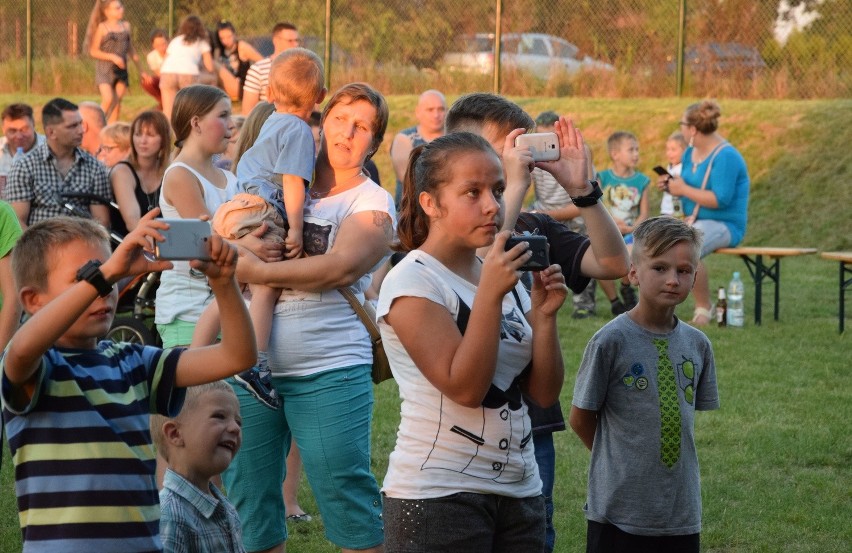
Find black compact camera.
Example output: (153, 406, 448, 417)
(505, 234, 550, 272)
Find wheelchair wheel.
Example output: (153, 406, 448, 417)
(107, 316, 158, 346)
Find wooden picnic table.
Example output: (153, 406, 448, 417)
(715, 247, 818, 325)
(820, 251, 852, 333)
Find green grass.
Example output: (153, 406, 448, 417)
(1, 96, 850, 551)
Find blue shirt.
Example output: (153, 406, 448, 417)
(159, 469, 246, 553)
(681, 144, 750, 246)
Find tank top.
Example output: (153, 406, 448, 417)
(155, 162, 240, 326)
(109, 161, 161, 238)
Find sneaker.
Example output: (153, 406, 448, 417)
(620, 284, 638, 310)
(572, 308, 594, 319)
(610, 299, 627, 316)
(233, 365, 281, 410)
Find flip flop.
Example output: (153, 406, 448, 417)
(691, 306, 713, 326)
(286, 513, 313, 523)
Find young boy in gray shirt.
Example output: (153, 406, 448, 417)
(570, 216, 719, 552)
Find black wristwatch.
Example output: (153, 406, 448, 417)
(571, 180, 604, 208)
(75, 260, 113, 297)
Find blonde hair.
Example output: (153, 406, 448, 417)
(631, 216, 703, 264)
(150, 381, 237, 463)
(100, 122, 131, 151)
(268, 48, 325, 110)
(83, 0, 122, 53)
(667, 130, 688, 149)
(684, 100, 722, 135)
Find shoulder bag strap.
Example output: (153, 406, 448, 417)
(338, 287, 380, 342)
(688, 142, 729, 222)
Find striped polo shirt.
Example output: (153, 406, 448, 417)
(1, 341, 186, 553)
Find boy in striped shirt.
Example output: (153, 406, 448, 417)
(1, 210, 256, 552)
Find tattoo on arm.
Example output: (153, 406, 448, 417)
(372, 211, 394, 243)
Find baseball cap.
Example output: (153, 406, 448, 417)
(535, 111, 559, 127)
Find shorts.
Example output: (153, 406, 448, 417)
(156, 319, 197, 348)
(158, 73, 200, 95)
(383, 493, 545, 553)
(586, 520, 699, 553)
(222, 364, 383, 551)
(692, 219, 732, 258)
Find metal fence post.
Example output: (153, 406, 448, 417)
(325, 0, 332, 91)
(493, 0, 502, 95)
(25, 0, 32, 94)
(676, 0, 686, 97)
(168, 0, 174, 39)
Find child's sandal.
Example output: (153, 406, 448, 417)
(691, 307, 713, 326)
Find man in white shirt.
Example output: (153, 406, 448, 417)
(241, 22, 301, 115)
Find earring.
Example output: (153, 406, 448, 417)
(688, 135, 694, 147)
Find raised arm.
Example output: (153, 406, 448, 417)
(538, 117, 628, 280)
(237, 210, 393, 292)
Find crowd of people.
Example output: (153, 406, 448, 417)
(0, 4, 751, 553)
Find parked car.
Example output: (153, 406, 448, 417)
(441, 32, 613, 78)
(670, 42, 767, 74)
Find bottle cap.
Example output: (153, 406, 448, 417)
(15, 147, 23, 154)
(733, 271, 740, 279)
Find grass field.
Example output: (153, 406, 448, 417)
(1, 94, 850, 551)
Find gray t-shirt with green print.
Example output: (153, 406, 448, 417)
(572, 314, 719, 536)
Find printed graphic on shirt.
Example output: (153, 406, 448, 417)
(277, 218, 333, 304)
(603, 184, 640, 224)
(421, 305, 533, 484)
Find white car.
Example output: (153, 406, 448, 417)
(442, 32, 614, 78)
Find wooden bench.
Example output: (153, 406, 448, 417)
(715, 247, 818, 325)
(820, 252, 852, 333)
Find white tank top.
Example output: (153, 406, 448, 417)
(155, 162, 240, 328)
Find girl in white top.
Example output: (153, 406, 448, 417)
(155, 84, 239, 348)
(158, 15, 214, 121)
(377, 132, 570, 551)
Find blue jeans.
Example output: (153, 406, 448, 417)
(534, 432, 556, 552)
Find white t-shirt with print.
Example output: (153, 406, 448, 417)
(376, 250, 541, 499)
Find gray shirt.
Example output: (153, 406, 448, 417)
(572, 314, 719, 536)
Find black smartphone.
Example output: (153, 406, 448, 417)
(652, 165, 672, 178)
(505, 234, 550, 272)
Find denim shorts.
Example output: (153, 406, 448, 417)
(692, 219, 732, 258)
(222, 364, 383, 551)
(156, 319, 197, 348)
(383, 493, 545, 553)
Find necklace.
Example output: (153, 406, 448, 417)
(309, 170, 366, 199)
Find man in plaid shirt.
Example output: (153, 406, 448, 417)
(3, 97, 110, 229)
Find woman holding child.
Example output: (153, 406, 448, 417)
(657, 100, 750, 325)
(224, 82, 392, 553)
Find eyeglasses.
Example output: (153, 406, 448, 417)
(96, 144, 120, 155)
(679, 121, 690, 127)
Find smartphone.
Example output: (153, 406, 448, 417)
(505, 234, 550, 272)
(155, 219, 212, 261)
(652, 165, 672, 178)
(515, 132, 560, 162)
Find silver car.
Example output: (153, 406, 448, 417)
(442, 32, 614, 77)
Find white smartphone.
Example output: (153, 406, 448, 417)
(155, 219, 212, 261)
(515, 132, 560, 162)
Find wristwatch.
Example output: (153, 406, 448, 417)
(571, 180, 603, 208)
(75, 260, 113, 297)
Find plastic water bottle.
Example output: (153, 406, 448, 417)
(13, 146, 24, 161)
(727, 271, 745, 327)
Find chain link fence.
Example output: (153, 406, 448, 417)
(1, 0, 849, 98)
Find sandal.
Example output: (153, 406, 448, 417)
(691, 306, 713, 326)
(287, 513, 313, 523)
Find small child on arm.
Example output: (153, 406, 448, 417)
(211, 48, 326, 410)
(151, 381, 246, 553)
(0, 210, 255, 552)
(598, 130, 651, 315)
(569, 216, 719, 552)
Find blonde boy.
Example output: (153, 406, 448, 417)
(570, 216, 718, 551)
(0, 210, 255, 552)
(211, 48, 326, 410)
(597, 130, 651, 315)
(152, 382, 245, 553)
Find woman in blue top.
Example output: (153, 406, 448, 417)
(657, 100, 750, 325)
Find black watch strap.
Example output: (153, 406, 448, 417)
(571, 180, 604, 208)
(75, 260, 113, 297)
